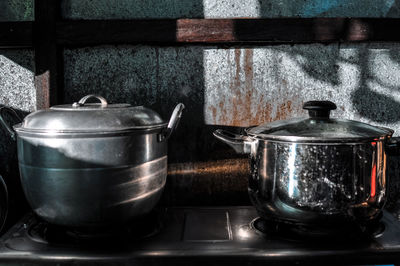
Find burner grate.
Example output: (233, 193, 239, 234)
(26, 208, 165, 245)
(249, 217, 385, 242)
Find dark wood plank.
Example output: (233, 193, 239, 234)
(57, 18, 400, 45)
(2, 18, 400, 49)
(0, 22, 33, 47)
(34, 0, 61, 109)
(57, 20, 177, 46)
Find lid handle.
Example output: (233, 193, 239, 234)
(73, 95, 108, 107)
(303, 101, 337, 119)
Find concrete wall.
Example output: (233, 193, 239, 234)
(0, 49, 35, 169)
(0, 0, 33, 21)
(0, 49, 34, 225)
(61, 0, 400, 19)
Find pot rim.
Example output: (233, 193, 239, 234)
(13, 123, 166, 138)
(245, 126, 394, 144)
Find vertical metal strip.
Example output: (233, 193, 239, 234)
(34, 0, 61, 109)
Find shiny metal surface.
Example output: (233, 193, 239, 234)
(246, 100, 393, 143)
(248, 140, 388, 224)
(17, 133, 167, 226)
(163, 103, 185, 140)
(0, 175, 8, 233)
(213, 101, 395, 224)
(0, 98, 185, 227)
(246, 118, 393, 143)
(17, 94, 167, 133)
(215, 128, 391, 224)
(17, 132, 167, 227)
(2, 207, 400, 265)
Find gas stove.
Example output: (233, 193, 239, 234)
(1, 206, 400, 265)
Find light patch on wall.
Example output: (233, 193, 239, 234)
(0, 52, 35, 112)
(369, 49, 400, 89)
(203, 0, 260, 18)
(367, 49, 400, 105)
(367, 79, 400, 104)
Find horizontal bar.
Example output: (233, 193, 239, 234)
(0, 22, 33, 47)
(2, 18, 400, 48)
(57, 18, 400, 46)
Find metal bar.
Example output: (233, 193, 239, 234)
(56, 18, 400, 46)
(0, 22, 33, 48)
(34, 0, 61, 109)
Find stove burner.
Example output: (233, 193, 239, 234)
(249, 217, 385, 241)
(27, 209, 165, 245)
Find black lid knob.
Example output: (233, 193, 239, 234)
(303, 101, 337, 119)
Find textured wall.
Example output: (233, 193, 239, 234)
(61, 0, 400, 19)
(64, 44, 400, 205)
(0, 0, 33, 21)
(0, 49, 34, 226)
(0, 50, 35, 112)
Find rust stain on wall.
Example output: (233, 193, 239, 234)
(234, 49, 241, 88)
(274, 100, 293, 121)
(35, 71, 50, 110)
(207, 49, 301, 127)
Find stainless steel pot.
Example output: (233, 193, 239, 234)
(0, 95, 184, 227)
(214, 101, 399, 225)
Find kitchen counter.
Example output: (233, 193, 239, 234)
(1, 206, 400, 265)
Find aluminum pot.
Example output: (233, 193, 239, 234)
(214, 101, 399, 226)
(0, 175, 8, 233)
(0, 95, 184, 227)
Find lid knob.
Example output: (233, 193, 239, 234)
(303, 101, 337, 119)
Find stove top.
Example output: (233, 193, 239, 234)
(1, 206, 400, 265)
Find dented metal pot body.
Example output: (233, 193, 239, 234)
(214, 101, 398, 225)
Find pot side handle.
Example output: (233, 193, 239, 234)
(159, 103, 185, 141)
(213, 129, 252, 154)
(387, 137, 400, 156)
(0, 107, 22, 140)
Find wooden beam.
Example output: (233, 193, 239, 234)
(34, 0, 61, 109)
(0, 22, 33, 47)
(56, 20, 177, 46)
(2, 18, 400, 48)
(56, 18, 400, 46)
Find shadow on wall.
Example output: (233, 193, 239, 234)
(0, 49, 35, 230)
(0, 105, 28, 233)
(0, 0, 34, 21)
(351, 44, 400, 123)
(245, 43, 400, 124)
(61, 0, 204, 19)
(258, 0, 399, 18)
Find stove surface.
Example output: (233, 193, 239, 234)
(1, 206, 400, 265)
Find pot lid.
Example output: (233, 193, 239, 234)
(246, 101, 393, 142)
(15, 95, 166, 134)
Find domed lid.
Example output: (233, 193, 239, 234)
(246, 101, 393, 143)
(15, 95, 166, 134)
